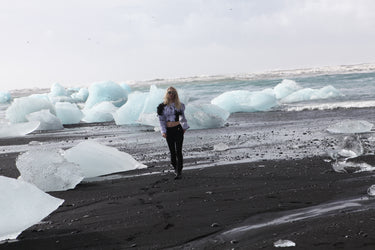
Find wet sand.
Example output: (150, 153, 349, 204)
(1, 155, 375, 249)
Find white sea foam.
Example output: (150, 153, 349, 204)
(285, 100, 375, 112)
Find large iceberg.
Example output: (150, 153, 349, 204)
(26, 109, 63, 131)
(0, 176, 64, 241)
(281, 85, 342, 103)
(55, 102, 83, 125)
(186, 104, 230, 129)
(0, 121, 40, 138)
(113, 91, 148, 125)
(6, 96, 56, 123)
(85, 81, 128, 109)
(0, 91, 12, 103)
(211, 89, 277, 113)
(82, 102, 117, 123)
(64, 141, 147, 178)
(120, 83, 132, 94)
(16, 149, 84, 192)
(327, 120, 373, 134)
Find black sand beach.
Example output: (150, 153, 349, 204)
(1, 108, 375, 249)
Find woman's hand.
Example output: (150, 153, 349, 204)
(162, 133, 167, 138)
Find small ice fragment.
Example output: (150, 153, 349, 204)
(213, 143, 229, 151)
(273, 239, 296, 248)
(0, 91, 12, 103)
(0, 176, 64, 241)
(64, 141, 147, 178)
(367, 185, 375, 196)
(332, 161, 375, 173)
(327, 120, 373, 134)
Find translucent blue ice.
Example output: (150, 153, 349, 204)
(0, 176, 64, 241)
(113, 91, 148, 125)
(186, 104, 230, 129)
(273, 79, 301, 99)
(6, 96, 56, 123)
(0, 91, 12, 103)
(26, 109, 63, 131)
(281, 85, 342, 103)
(55, 102, 83, 125)
(71, 88, 89, 103)
(0, 121, 40, 138)
(82, 102, 117, 123)
(85, 81, 128, 109)
(211, 89, 277, 113)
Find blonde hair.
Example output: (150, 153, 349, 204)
(163, 86, 181, 110)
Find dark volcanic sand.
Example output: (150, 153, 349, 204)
(1, 156, 375, 249)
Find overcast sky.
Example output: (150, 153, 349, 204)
(1, 0, 375, 90)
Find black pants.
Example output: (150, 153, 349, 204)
(166, 124, 184, 173)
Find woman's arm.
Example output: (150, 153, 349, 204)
(179, 103, 190, 131)
(157, 103, 167, 135)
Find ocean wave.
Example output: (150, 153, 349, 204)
(127, 63, 375, 87)
(285, 100, 375, 112)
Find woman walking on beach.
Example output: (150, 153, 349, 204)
(157, 87, 189, 179)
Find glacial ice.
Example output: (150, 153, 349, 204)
(367, 185, 375, 196)
(211, 89, 277, 113)
(0, 121, 40, 138)
(0, 176, 64, 241)
(113, 92, 148, 125)
(16, 149, 84, 192)
(273, 239, 296, 248)
(273, 79, 301, 99)
(64, 141, 147, 178)
(0, 91, 12, 103)
(71, 88, 89, 103)
(26, 109, 63, 131)
(49, 83, 68, 97)
(141, 85, 165, 114)
(120, 83, 132, 94)
(55, 102, 83, 124)
(332, 161, 375, 173)
(85, 81, 128, 109)
(138, 113, 159, 127)
(280, 85, 342, 103)
(6, 96, 56, 123)
(82, 102, 117, 123)
(186, 104, 230, 129)
(327, 120, 373, 134)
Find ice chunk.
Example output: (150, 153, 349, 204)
(26, 109, 63, 131)
(0, 121, 40, 138)
(55, 102, 83, 124)
(213, 142, 229, 151)
(16, 149, 84, 192)
(138, 113, 159, 127)
(64, 141, 147, 178)
(85, 81, 128, 109)
(6, 96, 56, 123)
(0, 176, 64, 241)
(120, 83, 132, 94)
(113, 91, 148, 125)
(274, 239, 296, 248)
(327, 120, 373, 134)
(332, 161, 375, 173)
(141, 85, 165, 114)
(281, 85, 342, 103)
(211, 89, 277, 113)
(71, 88, 89, 102)
(186, 104, 230, 129)
(0, 91, 12, 103)
(49, 83, 68, 97)
(273, 79, 301, 99)
(82, 102, 117, 123)
(367, 185, 375, 196)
